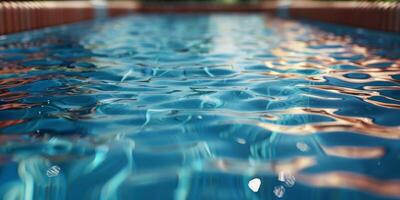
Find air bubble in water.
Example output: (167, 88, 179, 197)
(273, 185, 285, 198)
(278, 171, 296, 187)
(296, 142, 310, 152)
(46, 165, 61, 177)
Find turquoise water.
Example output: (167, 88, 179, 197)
(0, 14, 400, 200)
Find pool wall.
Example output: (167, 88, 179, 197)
(0, 1, 94, 35)
(288, 1, 400, 34)
(0, 1, 399, 36)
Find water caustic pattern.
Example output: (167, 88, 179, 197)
(0, 14, 400, 200)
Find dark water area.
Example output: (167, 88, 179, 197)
(0, 14, 400, 200)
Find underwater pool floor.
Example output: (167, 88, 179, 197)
(0, 14, 400, 200)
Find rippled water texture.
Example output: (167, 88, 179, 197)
(1, 14, 400, 200)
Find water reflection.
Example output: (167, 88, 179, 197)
(322, 146, 385, 159)
(297, 172, 400, 198)
(0, 14, 399, 199)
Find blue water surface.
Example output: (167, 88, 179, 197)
(0, 14, 400, 200)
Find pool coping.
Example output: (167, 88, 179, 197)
(0, 1, 399, 35)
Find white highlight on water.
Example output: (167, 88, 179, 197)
(200, 95, 222, 109)
(203, 67, 214, 77)
(120, 69, 133, 83)
(236, 138, 246, 144)
(142, 109, 168, 128)
(248, 178, 261, 192)
(85, 145, 109, 173)
(296, 142, 310, 152)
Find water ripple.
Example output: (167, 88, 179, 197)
(0, 14, 399, 199)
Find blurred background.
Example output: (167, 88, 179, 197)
(5, 0, 400, 2)
(136, 0, 400, 2)
(1, 0, 399, 36)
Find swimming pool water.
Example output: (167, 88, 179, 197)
(0, 14, 400, 200)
